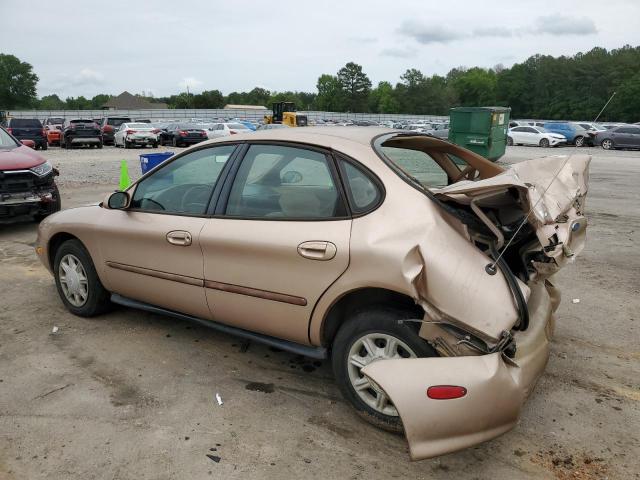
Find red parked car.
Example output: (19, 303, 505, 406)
(0, 126, 60, 220)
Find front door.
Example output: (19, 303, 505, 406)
(199, 143, 351, 344)
(98, 144, 237, 319)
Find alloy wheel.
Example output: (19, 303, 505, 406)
(58, 254, 89, 307)
(347, 333, 417, 416)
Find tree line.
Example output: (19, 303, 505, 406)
(1, 45, 639, 122)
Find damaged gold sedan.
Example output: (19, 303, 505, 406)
(36, 127, 589, 460)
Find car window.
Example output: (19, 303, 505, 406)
(107, 118, 130, 127)
(512, 127, 525, 132)
(380, 146, 449, 188)
(225, 144, 343, 219)
(131, 145, 235, 215)
(339, 158, 381, 214)
(10, 119, 42, 128)
(0, 128, 20, 148)
(618, 127, 639, 134)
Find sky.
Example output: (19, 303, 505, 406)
(1, 0, 639, 99)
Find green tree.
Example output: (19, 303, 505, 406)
(193, 89, 224, 109)
(450, 67, 497, 107)
(38, 94, 66, 110)
(337, 62, 372, 112)
(369, 81, 399, 113)
(0, 54, 39, 108)
(90, 94, 112, 109)
(315, 74, 344, 111)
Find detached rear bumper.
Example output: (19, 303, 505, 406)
(362, 281, 554, 460)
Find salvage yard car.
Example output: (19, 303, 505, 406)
(99, 116, 132, 145)
(507, 126, 567, 147)
(596, 124, 640, 150)
(35, 127, 589, 460)
(114, 122, 160, 148)
(0, 126, 60, 220)
(5, 118, 48, 150)
(60, 119, 103, 149)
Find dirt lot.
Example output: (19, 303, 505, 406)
(1, 144, 638, 480)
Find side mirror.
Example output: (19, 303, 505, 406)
(107, 191, 130, 209)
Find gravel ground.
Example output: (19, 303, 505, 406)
(0, 143, 638, 480)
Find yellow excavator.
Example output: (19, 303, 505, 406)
(264, 102, 308, 127)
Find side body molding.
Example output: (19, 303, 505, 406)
(362, 353, 523, 460)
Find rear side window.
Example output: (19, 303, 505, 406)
(338, 158, 382, 214)
(225, 144, 344, 219)
(380, 146, 449, 188)
(10, 119, 42, 128)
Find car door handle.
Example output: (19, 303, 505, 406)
(297, 241, 337, 261)
(166, 230, 192, 246)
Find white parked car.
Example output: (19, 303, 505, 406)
(507, 126, 566, 147)
(205, 122, 253, 139)
(114, 123, 159, 148)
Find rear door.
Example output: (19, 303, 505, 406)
(510, 127, 526, 144)
(199, 143, 352, 344)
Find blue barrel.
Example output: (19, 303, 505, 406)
(139, 152, 175, 174)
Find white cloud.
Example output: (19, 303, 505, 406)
(397, 21, 463, 44)
(533, 15, 598, 35)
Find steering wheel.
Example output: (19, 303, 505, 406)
(180, 185, 211, 212)
(452, 165, 478, 183)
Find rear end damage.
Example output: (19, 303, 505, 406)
(364, 143, 590, 459)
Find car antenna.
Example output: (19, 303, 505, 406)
(593, 91, 616, 123)
(485, 154, 573, 275)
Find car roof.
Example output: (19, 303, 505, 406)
(204, 126, 395, 147)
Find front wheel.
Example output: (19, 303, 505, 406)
(331, 307, 436, 433)
(53, 239, 111, 317)
(601, 139, 614, 150)
(507, 136, 514, 146)
(574, 136, 585, 147)
(539, 138, 550, 148)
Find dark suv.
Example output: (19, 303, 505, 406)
(5, 118, 47, 150)
(60, 119, 103, 149)
(100, 117, 131, 145)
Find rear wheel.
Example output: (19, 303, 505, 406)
(539, 138, 550, 148)
(332, 307, 436, 433)
(601, 138, 614, 150)
(172, 137, 179, 147)
(42, 142, 48, 150)
(97, 141, 103, 149)
(53, 239, 111, 317)
(574, 136, 585, 147)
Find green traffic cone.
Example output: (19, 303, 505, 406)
(119, 159, 131, 191)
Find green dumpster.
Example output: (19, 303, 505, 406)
(448, 107, 511, 161)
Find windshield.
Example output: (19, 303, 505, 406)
(0, 128, 20, 148)
(107, 118, 130, 126)
(10, 119, 42, 128)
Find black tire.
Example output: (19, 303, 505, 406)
(601, 138, 614, 150)
(53, 239, 111, 317)
(172, 137, 178, 147)
(97, 141, 103, 149)
(539, 138, 550, 148)
(124, 139, 131, 149)
(507, 136, 514, 146)
(331, 306, 436, 433)
(152, 141, 158, 148)
(42, 142, 48, 151)
(574, 136, 585, 147)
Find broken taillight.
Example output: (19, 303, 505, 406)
(426, 385, 467, 400)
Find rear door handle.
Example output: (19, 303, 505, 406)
(297, 241, 337, 261)
(166, 230, 192, 246)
